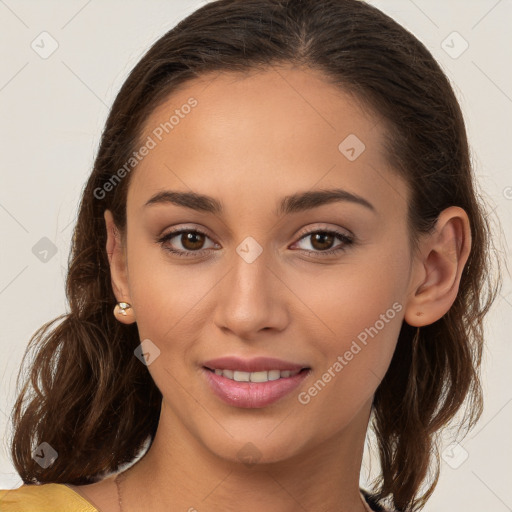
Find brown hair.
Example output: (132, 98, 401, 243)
(7, 1, 501, 510)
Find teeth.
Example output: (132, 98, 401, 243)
(233, 371, 250, 382)
(211, 368, 302, 382)
(251, 371, 272, 382)
(268, 370, 281, 381)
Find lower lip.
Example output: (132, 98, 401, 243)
(203, 368, 310, 408)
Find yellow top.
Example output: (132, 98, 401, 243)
(0, 484, 99, 512)
(0, 484, 380, 511)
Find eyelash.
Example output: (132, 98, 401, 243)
(156, 227, 354, 259)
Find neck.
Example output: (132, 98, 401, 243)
(119, 399, 372, 512)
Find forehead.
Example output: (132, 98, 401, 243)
(129, 65, 408, 218)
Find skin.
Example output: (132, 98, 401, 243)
(69, 65, 471, 512)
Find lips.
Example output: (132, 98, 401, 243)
(202, 356, 311, 408)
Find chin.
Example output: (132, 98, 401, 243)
(198, 426, 311, 468)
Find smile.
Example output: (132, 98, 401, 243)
(203, 367, 311, 408)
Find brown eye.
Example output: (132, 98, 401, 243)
(293, 229, 354, 256)
(180, 231, 206, 251)
(157, 228, 218, 258)
(309, 232, 336, 251)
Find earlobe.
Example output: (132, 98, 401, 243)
(104, 210, 136, 325)
(404, 206, 471, 327)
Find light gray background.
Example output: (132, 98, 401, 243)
(0, 1, 511, 510)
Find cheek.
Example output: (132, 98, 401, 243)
(124, 247, 212, 403)
(126, 236, 215, 334)
(295, 249, 408, 408)
(297, 244, 408, 341)
(297, 276, 404, 420)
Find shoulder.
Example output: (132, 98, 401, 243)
(0, 483, 99, 512)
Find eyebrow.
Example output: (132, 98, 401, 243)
(144, 188, 376, 216)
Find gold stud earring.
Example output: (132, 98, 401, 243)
(114, 302, 132, 317)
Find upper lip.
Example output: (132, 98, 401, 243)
(203, 356, 309, 373)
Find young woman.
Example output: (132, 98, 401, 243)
(0, 0, 501, 511)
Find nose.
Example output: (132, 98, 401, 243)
(213, 241, 290, 340)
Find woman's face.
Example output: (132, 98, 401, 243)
(109, 66, 417, 465)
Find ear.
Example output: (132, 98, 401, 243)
(404, 206, 471, 327)
(104, 209, 136, 325)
